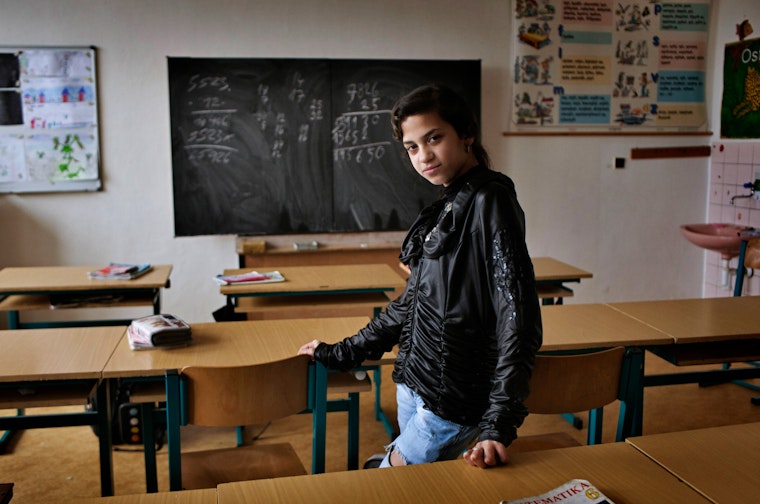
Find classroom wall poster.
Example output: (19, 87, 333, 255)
(510, 0, 710, 130)
(721, 36, 760, 139)
(0, 47, 100, 192)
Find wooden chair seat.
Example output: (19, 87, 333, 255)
(181, 442, 306, 490)
(327, 371, 372, 395)
(508, 432, 581, 453)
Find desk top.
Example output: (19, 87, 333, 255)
(627, 422, 760, 503)
(532, 257, 593, 282)
(0, 326, 125, 382)
(0, 265, 173, 293)
(50, 488, 217, 503)
(608, 296, 760, 343)
(540, 303, 672, 351)
(103, 317, 373, 378)
(217, 442, 708, 503)
(219, 264, 406, 296)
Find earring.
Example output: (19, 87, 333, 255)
(465, 144, 471, 153)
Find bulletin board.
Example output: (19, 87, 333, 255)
(508, 0, 710, 132)
(0, 46, 101, 193)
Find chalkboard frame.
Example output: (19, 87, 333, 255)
(168, 57, 481, 237)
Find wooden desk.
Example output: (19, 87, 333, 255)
(607, 296, 760, 435)
(540, 303, 671, 351)
(102, 317, 390, 490)
(217, 442, 709, 503)
(0, 265, 173, 329)
(627, 422, 760, 503)
(540, 303, 673, 438)
(220, 264, 404, 439)
(395, 256, 592, 305)
(219, 263, 405, 300)
(532, 257, 592, 305)
(49, 488, 217, 503)
(0, 326, 126, 496)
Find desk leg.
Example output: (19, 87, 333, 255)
(616, 347, 644, 440)
(152, 290, 162, 315)
(141, 402, 159, 493)
(165, 370, 182, 491)
(311, 362, 328, 474)
(7, 310, 19, 330)
(95, 380, 114, 496)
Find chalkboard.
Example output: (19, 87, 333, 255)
(168, 58, 480, 236)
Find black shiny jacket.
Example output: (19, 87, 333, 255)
(314, 167, 543, 447)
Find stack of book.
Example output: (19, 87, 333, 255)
(127, 314, 192, 350)
(88, 263, 153, 280)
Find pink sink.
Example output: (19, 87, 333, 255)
(679, 223, 750, 259)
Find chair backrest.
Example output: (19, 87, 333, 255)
(525, 347, 625, 415)
(745, 238, 760, 270)
(180, 355, 310, 427)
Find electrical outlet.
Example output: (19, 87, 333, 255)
(614, 157, 626, 169)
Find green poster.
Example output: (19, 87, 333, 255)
(721, 37, 760, 138)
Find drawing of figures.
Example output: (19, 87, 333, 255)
(639, 73, 650, 98)
(514, 90, 554, 124)
(613, 71, 641, 98)
(616, 38, 649, 66)
(539, 56, 554, 85)
(615, 2, 652, 32)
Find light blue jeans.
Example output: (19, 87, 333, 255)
(379, 383, 480, 467)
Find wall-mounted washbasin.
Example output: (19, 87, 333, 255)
(679, 223, 751, 259)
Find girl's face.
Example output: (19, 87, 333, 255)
(401, 111, 477, 187)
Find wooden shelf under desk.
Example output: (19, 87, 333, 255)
(234, 292, 390, 320)
(0, 381, 97, 409)
(0, 292, 158, 311)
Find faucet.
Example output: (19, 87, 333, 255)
(730, 180, 759, 205)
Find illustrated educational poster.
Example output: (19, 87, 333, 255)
(721, 37, 760, 139)
(510, 0, 710, 130)
(0, 47, 100, 192)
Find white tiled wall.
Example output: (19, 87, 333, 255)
(706, 142, 760, 297)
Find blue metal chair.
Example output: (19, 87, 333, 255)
(731, 234, 760, 405)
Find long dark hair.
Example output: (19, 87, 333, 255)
(391, 84, 491, 170)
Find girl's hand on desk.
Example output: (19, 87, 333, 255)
(463, 440, 510, 468)
(298, 339, 324, 360)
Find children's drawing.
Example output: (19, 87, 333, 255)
(615, 3, 653, 32)
(0, 134, 25, 182)
(25, 133, 98, 182)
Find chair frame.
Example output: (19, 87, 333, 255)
(524, 347, 627, 445)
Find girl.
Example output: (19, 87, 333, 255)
(299, 84, 542, 469)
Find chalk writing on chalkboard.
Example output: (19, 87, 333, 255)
(168, 58, 480, 237)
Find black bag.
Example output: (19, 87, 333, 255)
(87, 380, 165, 449)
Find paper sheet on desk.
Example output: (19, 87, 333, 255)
(214, 270, 285, 285)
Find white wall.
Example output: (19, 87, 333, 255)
(1, 0, 724, 327)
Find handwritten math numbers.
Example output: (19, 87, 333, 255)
(333, 143, 387, 164)
(289, 72, 306, 103)
(346, 82, 380, 111)
(187, 74, 231, 93)
(309, 98, 324, 121)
